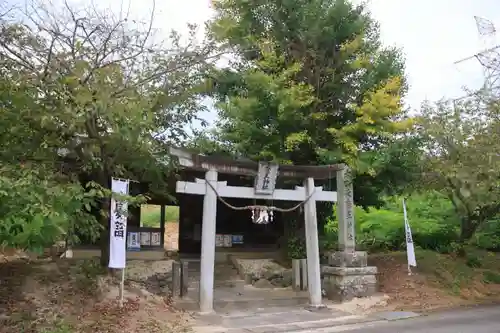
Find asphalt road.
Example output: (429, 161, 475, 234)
(325, 305, 500, 333)
(195, 304, 500, 333)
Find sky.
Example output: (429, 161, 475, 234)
(41, 0, 500, 123)
(369, 0, 500, 107)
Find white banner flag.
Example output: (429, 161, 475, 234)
(403, 198, 417, 268)
(109, 178, 130, 269)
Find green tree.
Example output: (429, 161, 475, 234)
(206, 0, 414, 206)
(0, 164, 101, 252)
(0, 2, 214, 263)
(0, 60, 101, 250)
(419, 96, 500, 242)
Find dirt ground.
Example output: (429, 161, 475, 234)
(370, 251, 500, 312)
(3, 248, 500, 332)
(370, 254, 462, 311)
(0, 252, 191, 333)
(164, 223, 179, 251)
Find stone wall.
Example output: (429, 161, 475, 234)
(233, 258, 293, 288)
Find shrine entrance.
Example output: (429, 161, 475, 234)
(169, 147, 356, 314)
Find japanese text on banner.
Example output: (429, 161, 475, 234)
(109, 178, 129, 269)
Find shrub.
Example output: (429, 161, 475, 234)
(465, 254, 482, 268)
(322, 192, 462, 254)
(287, 236, 306, 259)
(413, 227, 458, 253)
(473, 215, 500, 251)
(0, 164, 100, 252)
(483, 271, 500, 284)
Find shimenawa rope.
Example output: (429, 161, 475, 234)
(204, 179, 316, 213)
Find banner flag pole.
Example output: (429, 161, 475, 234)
(109, 177, 130, 307)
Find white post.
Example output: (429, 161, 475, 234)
(336, 166, 355, 251)
(199, 169, 218, 313)
(304, 177, 323, 308)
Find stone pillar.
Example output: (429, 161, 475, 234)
(172, 261, 181, 297)
(321, 165, 378, 302)
(181, 261, 189, 297)
(292, 259, 301, 291)
(303, 177, 323, 308)
(336, 166, 355, 252)
(199, 169, 218, 313)
(300, 258, 308, 291)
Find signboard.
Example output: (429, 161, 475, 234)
(109, 178, 130, 269)
(127, 232, 141, 251)
(223, 234, 232, 247)
(151, 232, 161, 246)
(254, 162, 279, 195)
(216, 234, 234, 247)
(232, 235, 244, 244)
(140, 232, 151, 246)
(215, 234, 224, 247)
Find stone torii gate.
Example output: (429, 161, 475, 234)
(169, 147, 357, 313)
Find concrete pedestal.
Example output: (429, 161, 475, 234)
(321, 265, 377, 302)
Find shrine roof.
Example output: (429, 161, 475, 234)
(169, 147, 344, 179)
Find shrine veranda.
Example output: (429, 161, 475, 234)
(169, 147, 378, 313)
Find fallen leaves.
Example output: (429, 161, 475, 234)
(80, 298, 142, 333)
(0, 258, 190, 333)
(370, 251, 500, 312)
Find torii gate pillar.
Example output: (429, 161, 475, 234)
(199, 169, 218, 314)
(303, 177, 323, 308)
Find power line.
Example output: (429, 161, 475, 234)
(454, 16, 500, 100)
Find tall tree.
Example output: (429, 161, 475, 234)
(419, 96, 500, 242)
(0, 1, 215, 263)
(0, 56, 100, 252)
(205, 0, 413, 206)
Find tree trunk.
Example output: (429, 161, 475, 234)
(97, 166, 111, 267)
(460, 217, 480, 243)
(99, 197, 111, 267)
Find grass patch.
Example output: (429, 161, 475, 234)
(140, 205, 179, 227)
(402, 248, 500, 296)
(414, 250, 473, 294)
(483, 271, 500, 284)
(373, 248, 500, 296)
(41, 320, 73, 333)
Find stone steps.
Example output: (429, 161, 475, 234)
(173, 258, 308, 312)
(176, 291, 310, 312)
